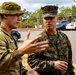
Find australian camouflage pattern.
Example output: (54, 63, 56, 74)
(0, 2, 24, 15)
(0, 27, 25, 75)
(28, 30, 75, 75)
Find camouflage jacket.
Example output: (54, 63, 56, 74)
(0, 27, 26, 75)
(28, 30, 75, 75)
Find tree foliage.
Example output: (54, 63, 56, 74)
(59, 5, 76, 21)
(19, 8, 43, 28)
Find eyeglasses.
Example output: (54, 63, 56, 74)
(44, 17, 55, 20)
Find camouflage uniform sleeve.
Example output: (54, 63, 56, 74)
(65, 35, 75, 75)
(0, 39, 21, 67)
(22, 66, 28, 75)
(19, 61, 28, 75)
(28, 53, 55, 73)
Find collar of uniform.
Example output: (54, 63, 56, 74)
(0, 27, 12, 38)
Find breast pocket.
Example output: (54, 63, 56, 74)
(59, 42, 68, 62)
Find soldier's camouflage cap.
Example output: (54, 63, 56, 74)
(41, 5, 58, 17)
(0, 2, 24, 15)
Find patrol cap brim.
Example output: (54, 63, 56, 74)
(42, 13, 57, 18)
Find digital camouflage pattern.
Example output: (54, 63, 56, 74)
(0, 27, 25, 75)
(28, 30, 75, 75)
(0, 2, 24, 15)
(41, 5, 58, 17)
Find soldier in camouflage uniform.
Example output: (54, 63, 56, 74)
(28, 5, 75, 75)
(0, 2, 48, 75)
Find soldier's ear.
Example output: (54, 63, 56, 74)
(4, 14, 8, 19)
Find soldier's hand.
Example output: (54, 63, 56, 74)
(54, 61, 68, 73)
(18, 30, 48, 55)
(26, 67, 39, 75)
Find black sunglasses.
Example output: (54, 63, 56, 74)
(44, 17, 55, 20)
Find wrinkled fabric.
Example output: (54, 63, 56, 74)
(0, 27, 25, 75)
(0, 2, 24, 15)
(28, 30, 75, 75)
